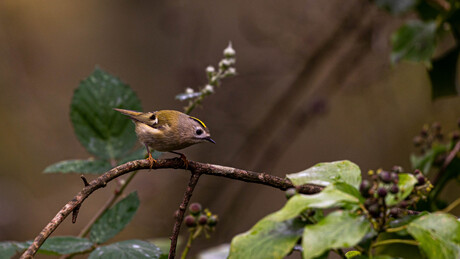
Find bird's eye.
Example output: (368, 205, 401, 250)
(196, 129, 203, 135)
(150, 114, 156, 120)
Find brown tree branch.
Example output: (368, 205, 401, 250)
(169, 171, 201, 259)
(20, 158, 323, 258)
(433, 140, 460, 185)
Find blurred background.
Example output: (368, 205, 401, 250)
(0, 0, 459, 257)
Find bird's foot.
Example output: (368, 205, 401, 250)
(147, 152, 156, 169)
(170, 151, 189, 169)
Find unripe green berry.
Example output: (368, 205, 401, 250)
(207, 215, 218, 227)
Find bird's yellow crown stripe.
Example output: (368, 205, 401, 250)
(189, 116, 207, 128)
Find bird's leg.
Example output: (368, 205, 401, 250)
(145, 144, 155, 169)
(169, 151, 188, 169)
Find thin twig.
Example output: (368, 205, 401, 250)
(433, 140, 460, 185)
(442, 197, 460, 213)
(20, 158, 323, 258)
(169, 171, 201, 259)
(371, 239, 419, 247)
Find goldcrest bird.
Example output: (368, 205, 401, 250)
(114, 108, 215, 167)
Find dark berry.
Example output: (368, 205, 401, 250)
(432, 122, 441, 132)
(420, 128, 428, 137)
(189, 203, 202, 215)
(379, 171, 392, 184)
(413, 136, 423, 147)
(185, 215, 196, 227)
(207, 215, 218, 227)
(417, 175, 426, 185)
(389, 207, 399, 217)
(452, 131, 460, 141)
(377, 187, 388, 198)
(414, 169, 422, 175)
(364, 198, 377, 208)
(390, 184, 399, 194)
(399, 200, 409, 208)
(368, 204, 380, 218)
(360, 180, 371, 197)
(285, 188, 297, 199)
(391, 172, 399, 183)
(391, 166, 403, 173)
(198, 214, 208, 225)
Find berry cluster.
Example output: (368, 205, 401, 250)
(184, 202, 218, 232)
(413, 121, 460, 155)
(360, 167, 431, 225)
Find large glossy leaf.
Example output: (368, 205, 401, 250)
(391, 20, 437, 65)
(89, 240, 162, 259)
(407, 212, 460, 258)
(229, 217, 305, 259)
(274, 184, 361, 222)
(70, 68, 142, 160)
(37, 236, 93, 255)
(90, 191, 140, 244)
(287, 160, 361, 190)
(385, 174, 417, 206)
(43, 159, 111, 174)
(302, 211, 370, 259)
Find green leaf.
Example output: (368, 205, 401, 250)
(90, 191, 140, 244)
(287, 160, 361, 190)
(345, 250, 361, 258)
(410, 143, 449, 173)
(429, 46, 460, 99)
(407, 212, 460, 258)
(274, 184, 361, 222)
(89, 240, 162, 259)
(43, 159, 111, 174)
(0, 241, 27, 258)
(391, 20, 437, 65)
(374, 0, 417, 15)
(385, 174, 417, 206)
(70, 68, 142, 160)
(37, 236, 93, 255)
(229, 217, 305, 259)
(302, 211, 370, 259)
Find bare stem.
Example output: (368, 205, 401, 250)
(169, 171, 201, 259)
(20, 158, 322, 258)
(371, 239, 419, 248)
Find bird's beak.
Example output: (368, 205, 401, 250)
(113, 108, 143, 118)
(205, 137, 216, 144)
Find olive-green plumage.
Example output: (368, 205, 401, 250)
(114, 108, 214, 163)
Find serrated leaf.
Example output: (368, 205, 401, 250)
(385, 174, 417, 206)
(287, 160, 361, 190)
(70, 68, 142, 160)
(302, 211, 370, 259)
(375, 0, 417, 15)
(89, 240, 162, 259)
(90, 191, 140, 244)
(272, 184, 361, 222)
(229, 217, 305, 259)
(391, 20, 437, 65)
(36, 236, 93, 255)
(44, 159, 111, 174)
(429, 46, 460, 99)
(407, 212, 460, 258)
